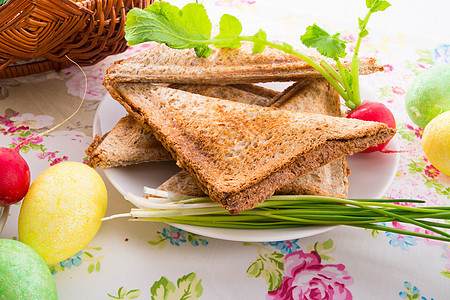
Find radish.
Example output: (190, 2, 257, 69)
(0, 144, 31, 206)
(347, 101, 396, 153)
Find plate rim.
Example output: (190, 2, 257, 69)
(93, 89, 399, 242)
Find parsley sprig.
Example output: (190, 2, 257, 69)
(125, 0, 390, 110)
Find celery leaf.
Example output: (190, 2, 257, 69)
(366, 0, 391, 13)
(125, 2, 213, 57)
(252, 29, 268, 54)
(213, 14, 243, 48)
(300, 24, 347, 60)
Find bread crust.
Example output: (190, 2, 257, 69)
(105, 82, 395, 214)
(104, 42, 383, 85)
(87, 84, 276, 168)
(86, 115, 173, 168)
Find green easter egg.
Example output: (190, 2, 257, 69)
(405, 64, 450, 128)
(0, 239, 57, 300)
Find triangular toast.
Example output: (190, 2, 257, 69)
(104, 82, 395, 214)
(158, 79, 350, 199)
(271, 79, 350, 197)
(86, 84, 277, 168)
(104, 42, 383, 85)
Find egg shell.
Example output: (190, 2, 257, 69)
(422, 111, 450, 175)
(0, 239, 57, 299)
(18, 161, 107, 265)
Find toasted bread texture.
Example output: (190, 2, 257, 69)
(158, 79, 350, 199)
(87, 84, 276, 168)
(104, 42, 383, 85)
(86, 115, 173, 168)
(273, 79, 350, 197)
(105, 82, 395, 213)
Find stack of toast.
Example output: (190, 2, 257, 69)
(87, 43, 395, 214)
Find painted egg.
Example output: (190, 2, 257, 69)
(405, 64, 450, 128)
(422, 111, 450, 176)
(18, 161, 107, 265)
(0, 239, 57, 299)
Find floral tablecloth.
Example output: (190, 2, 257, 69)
(1, 0, 449, 299)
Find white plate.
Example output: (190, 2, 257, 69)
(93, 85, 399, 242)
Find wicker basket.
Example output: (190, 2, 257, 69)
(0, 0, 153, 79)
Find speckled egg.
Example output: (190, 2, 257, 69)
(18, 161, 107, 265)
(0, 239, 57, 299)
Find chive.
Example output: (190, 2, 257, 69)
(104, 193, 450, 243)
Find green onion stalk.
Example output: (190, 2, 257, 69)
(103, 193, 450, 243)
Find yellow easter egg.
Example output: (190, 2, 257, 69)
(421, 111, 450, 176)
(18, 161, 107, 265)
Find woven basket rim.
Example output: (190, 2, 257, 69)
(0, 0, 94, 16)
(0, 0, 152, 78)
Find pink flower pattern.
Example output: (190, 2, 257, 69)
(392, 86, 405, 95)
(424, 165, 440, 178)
(267, 251, 353, 300)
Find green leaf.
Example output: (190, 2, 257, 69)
(125, 2, 213, 57)
(126, 289, 142, 299)
(213, 14, 243, 49)
(20, 145, 31, 154)
(407, 160, 425, 174)
(95, 261, 101, 272)
(119, 286, 127, 298)
(441, 270, 450, 279)
(416, 48, 434, 65)
(150, 276, 176, 300)
(366, 0, 376, 7)
(370, 0, 391, 13)
(263, 267, 284, 292)
(358, 17, 365, 30)
(300, 24, 347, 59)
(322, 238, 334, 250)
(148, 237, 167, 246)
(268, 255, 284, 271)
(252, 29, 267, 54)
(29, 143, 41, 151)
(359, 29, 369, 38)
(247, 259, 264, 278)
(176, 272, 203, 299)
(18, 130, 32, 137)
(88, 263, 95, 274)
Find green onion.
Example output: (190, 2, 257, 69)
(101, 191, 450, 243)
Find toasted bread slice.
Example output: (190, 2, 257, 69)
(105, 82, 395, 214)
(272, 79, 350, 198)
(158, 79, 350, 199)
(86, 115, 173, 168)
(104, 42, 383, 85)
(87, 84, 277, 168)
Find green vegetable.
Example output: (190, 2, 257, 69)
(103, 191, 450, 243)
(124, 0, 390, 109)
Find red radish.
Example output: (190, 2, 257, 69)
(0, 145, 31, 206)
(347, 101, 396, 153)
